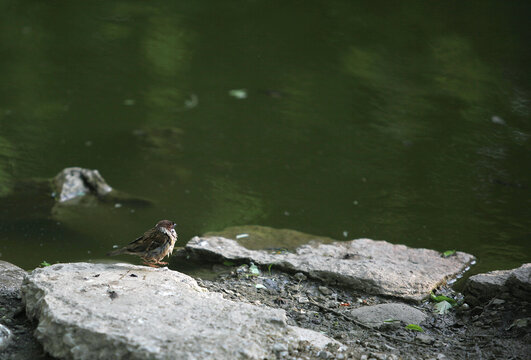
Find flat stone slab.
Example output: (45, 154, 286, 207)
(349, 303, 427, 329)
(21, 263, 337, 360)
(186, 236, 475, 302)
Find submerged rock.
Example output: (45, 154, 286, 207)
(21, 263, 338, 360)
(186, 236, 475, 302)
(204, 225, 335, 251)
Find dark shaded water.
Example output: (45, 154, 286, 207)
(0, 1, 529, 274)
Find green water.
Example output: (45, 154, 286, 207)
(0, 1, 529, 275)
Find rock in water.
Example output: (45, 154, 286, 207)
(21, 263, 338, 360)
(53, 167, 112, 202)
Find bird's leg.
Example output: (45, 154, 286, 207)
(157, 261, 169, 265)
(142, 260, 159, 268)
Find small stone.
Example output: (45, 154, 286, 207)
(294, 272, 307, 281)
(416, 333, 435, 345)
(437, 354, 447, 359)
(360, 355, 368, 360)
(383, 343, 396, 351)
(370, 353, 386, 360)
(318, 286, 332, 295)
(273, 343, 288, 353)
(318, 350, 331, 359)
(298, 296, 309, 304)
(491, 298, 505, 305)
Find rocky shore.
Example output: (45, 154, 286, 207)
(0, 231, 529, 360)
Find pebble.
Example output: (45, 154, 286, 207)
(273, 343, 288, 352)
(318, 350, 331, 359)
(491, 298, 505, 305)
(370, 352, 386, 360)
(298, 296, 310, 304)
(416, 333, 435, 345)
(294, 272, 307, 281)
(360, 355, 368, 360)
(318, 286, 332, 295)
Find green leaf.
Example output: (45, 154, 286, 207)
(249, 263, 260, 276)
(430, 292, 457, 306)
(383, 318, 400, 323)
(40, 261, 51, 267)
(405, 324, 424, 332)
(434, 300, 453, 315)
(222, 261, 235, 267)
(442, 249, 456, 257)
(267, 264, 273, 273)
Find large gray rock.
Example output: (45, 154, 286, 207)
(0, 261, 27, 296)
(349, 303, 427, 329)
(186, 236, 475, 302)
(21, 263, 338, 360)
(464, 263, 530, 304)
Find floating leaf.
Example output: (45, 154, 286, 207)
(405, 324, 424, 332)
(40, 261, 51, 267)
(442, 249, 456, 257)
(222, 261, 235, 267)
(434, 300, 453, 315)
(430, 292, 457, 306)
(229, 89, 248, 99)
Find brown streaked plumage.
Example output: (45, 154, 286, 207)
(107, 220, 177, 267)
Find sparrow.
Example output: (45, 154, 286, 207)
(107, 220, 177, 267)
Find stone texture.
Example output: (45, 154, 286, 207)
(186, 236, 475, 302)
(464, 263, 530, 304)
(21, 262, 337, 360)
(349, 303, 427, 329)
(0, 323, 13, 351)
(53, 167, 112, 202)
(0, 261, 27, 296)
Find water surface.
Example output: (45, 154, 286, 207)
(0, 1, 529, 274)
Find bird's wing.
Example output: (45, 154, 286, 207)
(126, 228, 169, 253)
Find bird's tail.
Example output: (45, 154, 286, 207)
(107, 248, 127, 256)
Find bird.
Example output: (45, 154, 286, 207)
(107, 220, 177, 267)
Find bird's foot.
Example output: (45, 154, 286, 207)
(143, 261, 159, 268)
(157, 261, 169, 265)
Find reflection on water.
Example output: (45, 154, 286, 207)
(0, 1, 529, 273)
